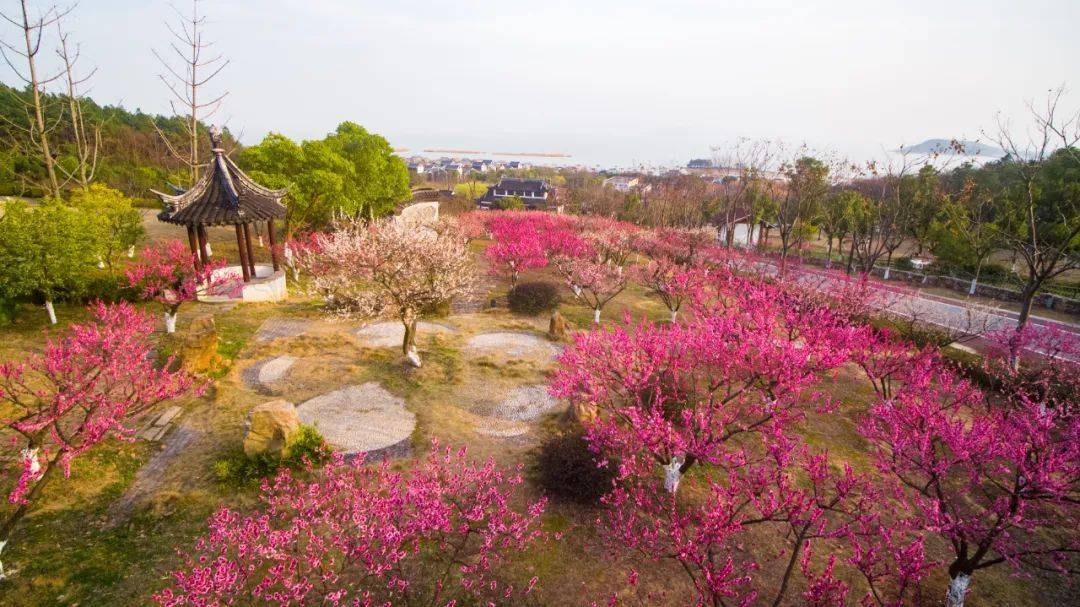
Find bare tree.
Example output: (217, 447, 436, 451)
(153, 0, 228, 185)
(54, 20, 99, 189)
(711, 138, 782, 246)
(986, 87, 1080, 329)
(0, 0, 73, 198)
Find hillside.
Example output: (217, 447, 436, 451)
(0, 84, 237, 203)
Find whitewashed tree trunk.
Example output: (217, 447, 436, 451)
(883, 266, 891, 280)
(0, 539, 6, 580)
(127, 245, 135, 258)
(405, 345, 422, 368)
(164, 311, 178, 333)
(670, 309, 678, 323)
(96, 257, 105, 269)
(572, 285, 582, 298)
(593, 308, 601, 323)
(945, 573, 970, 607)
(44, 301, 56, 324)
(968, 278, 978, 295)
(204, 242, 213, 256)
(663, 457, 684, 494)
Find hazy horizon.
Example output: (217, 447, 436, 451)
(5, 0, 1078, 168)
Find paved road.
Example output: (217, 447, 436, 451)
(757, 262, 1079, 362)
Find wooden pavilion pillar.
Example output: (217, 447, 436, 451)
(234, 224, 251, 282)
(186, 225, 201, 270)
(242, 222, 257, 277)
(267, 219, 280, 272)
(196, 225, 210, 266)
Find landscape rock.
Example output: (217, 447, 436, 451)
(296, 383, 415, 458)
(172, 315, 222, 374)
(548, 311, 567, 341)
(244, 400, 301, 456)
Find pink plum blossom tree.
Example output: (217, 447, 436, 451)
(553, 256, 627, 324)
(126, 240, 235, 333)
(156, 445, 547, 606)
(297, 217, 474, 367)
(860, 360, 1080, 606)
(0, 302, 198, 578)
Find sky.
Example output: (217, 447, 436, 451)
(7, 0, 1079, 168)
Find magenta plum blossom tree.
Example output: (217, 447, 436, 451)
(156, 445, 548, 606)
(553, 256, 627, 324)
(551, 301, 852, 493)
(633, 259, 708, 322)
(0, 302, 198, 578)
(126, 240, 236, 333)
(297, 217, 474, 368)
(598, 434, 928, 607)
(484, 221, 547, 288)
(860, 360, 1080, 606)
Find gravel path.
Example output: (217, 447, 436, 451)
(465, 332, 562, 361)
(242, 355, 297, 393)
(297, 383, 415, 459)
(255, 317, 314, 342)
(105, 425, 199, 527)
(354, 321, 457, 348)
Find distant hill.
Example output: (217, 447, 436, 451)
(901, 139, 1007, 158)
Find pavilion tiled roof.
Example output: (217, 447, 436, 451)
(155, 129, 286, 226)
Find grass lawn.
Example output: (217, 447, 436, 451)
(0, 228, 1073, 606)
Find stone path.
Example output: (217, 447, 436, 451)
(106, 425, 199, 527)
(255, 317, 313, 342)
(487, 384, 561, 421)
(242, 355, 297, 394)
(353, 321, 457, 348)
(465, 332, 562, 361)
(297, 383, 415, 459)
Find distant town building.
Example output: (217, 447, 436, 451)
(603, 175, 641, 192)
(687, 158, 713, 169)
(477, 178, 552, 210)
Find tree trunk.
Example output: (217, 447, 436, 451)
(670, 309, 678, 323)
(1016, 281, 1039, 331)
(44, 300, 56, 325)
(883, 251, 893, 280)
(662, 457, 684, 494)
(0, 451, 59, 580)
(825, 238, 833, 269)
(593, 308, 601, 324)
(945, 573, 971, 607)
(403, 318, 421, 367)
(164, 311, 177, 333)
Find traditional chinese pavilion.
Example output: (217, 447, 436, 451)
(154, 127, 287, 296)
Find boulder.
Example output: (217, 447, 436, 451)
(548, 311, 567, 341)
(244, 400, 300, 456)
(172, 315, 222, 374)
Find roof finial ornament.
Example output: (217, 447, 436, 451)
(209, 125, 224, 154)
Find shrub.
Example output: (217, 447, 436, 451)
(508, 281, 561, 315)
(81, 273, 138, 304)
(214, 425, 331, 488)
(531, 426, 616, 506)
(894, 257, 915, 271)
(494, 195, 525, 210)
